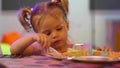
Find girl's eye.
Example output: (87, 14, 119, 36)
(44, 31, 51, 36)
(57, 26, 63, 31)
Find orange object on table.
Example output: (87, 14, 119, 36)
(93, 51, 102, 56)
(1, 31, 21, 45)
(108, 51, 120, 58)
(81, 49, 89, 56)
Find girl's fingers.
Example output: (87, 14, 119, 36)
(41, 35, 45, 47)
(96, 46, 102, 51)
(102, 46, 106, 51)
(40, 34, 51, 48)
(46, 39, 51, 48)
(35, 34, 44, 46)
(96, 46, 111, 51)
(35, 33, 51, 48)
(44, 36, 51, 48)
(102, 46, 111, 51)
(43, 36, 48, 48)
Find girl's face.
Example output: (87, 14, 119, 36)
(37, 15, 69, 50)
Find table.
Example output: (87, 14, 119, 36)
(0, 55, 120, 68)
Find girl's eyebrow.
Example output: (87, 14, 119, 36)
(41, 29, 50, 33)
(56, 23, 64, 28)
(41, 23, 64, 33)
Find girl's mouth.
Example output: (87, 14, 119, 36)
(53, 40, 61, 44)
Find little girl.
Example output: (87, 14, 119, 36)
(10, 0, 73, 56)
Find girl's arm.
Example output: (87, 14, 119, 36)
(10, 33, 51, 55)
(10, 34, 36, 55)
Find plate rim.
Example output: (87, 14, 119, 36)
(69, 56, 120, 64)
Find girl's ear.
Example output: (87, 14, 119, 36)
(18, 8, 32, 32)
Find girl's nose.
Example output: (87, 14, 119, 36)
(51, 31, 58, 39)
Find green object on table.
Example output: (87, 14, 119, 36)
(0, 43, 11, 55)
(92, 49, 97, 51)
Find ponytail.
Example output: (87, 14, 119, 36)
(61, 0, 69, 14)
(51, 0, 69, 14)
(17, 8, 32, 32)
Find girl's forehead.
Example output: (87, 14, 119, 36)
(39, 16, 65, 31)
(42, 15, 65, 26)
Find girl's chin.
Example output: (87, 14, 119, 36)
(52, 44, 63, 49)
(52, 41, 66, 48)
(53, 41, 62, 46)
(52, 44, 61, 47)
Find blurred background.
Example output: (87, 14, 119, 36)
(0, 0, 120, 53)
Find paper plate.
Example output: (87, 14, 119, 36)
(70, 56, 120, 64)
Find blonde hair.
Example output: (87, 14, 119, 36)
(18, 0, 69, 32)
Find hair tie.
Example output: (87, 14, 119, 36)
(51, 0, 61, 3)
(30, 8, 33, 14)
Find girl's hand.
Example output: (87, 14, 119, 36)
(33, 33, 51, 48)
(96, 46, 112, 51)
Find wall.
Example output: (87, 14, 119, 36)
(94, 11, 120, 48)
(68, 0, 92, 44)
(0, 1, 26, 41)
